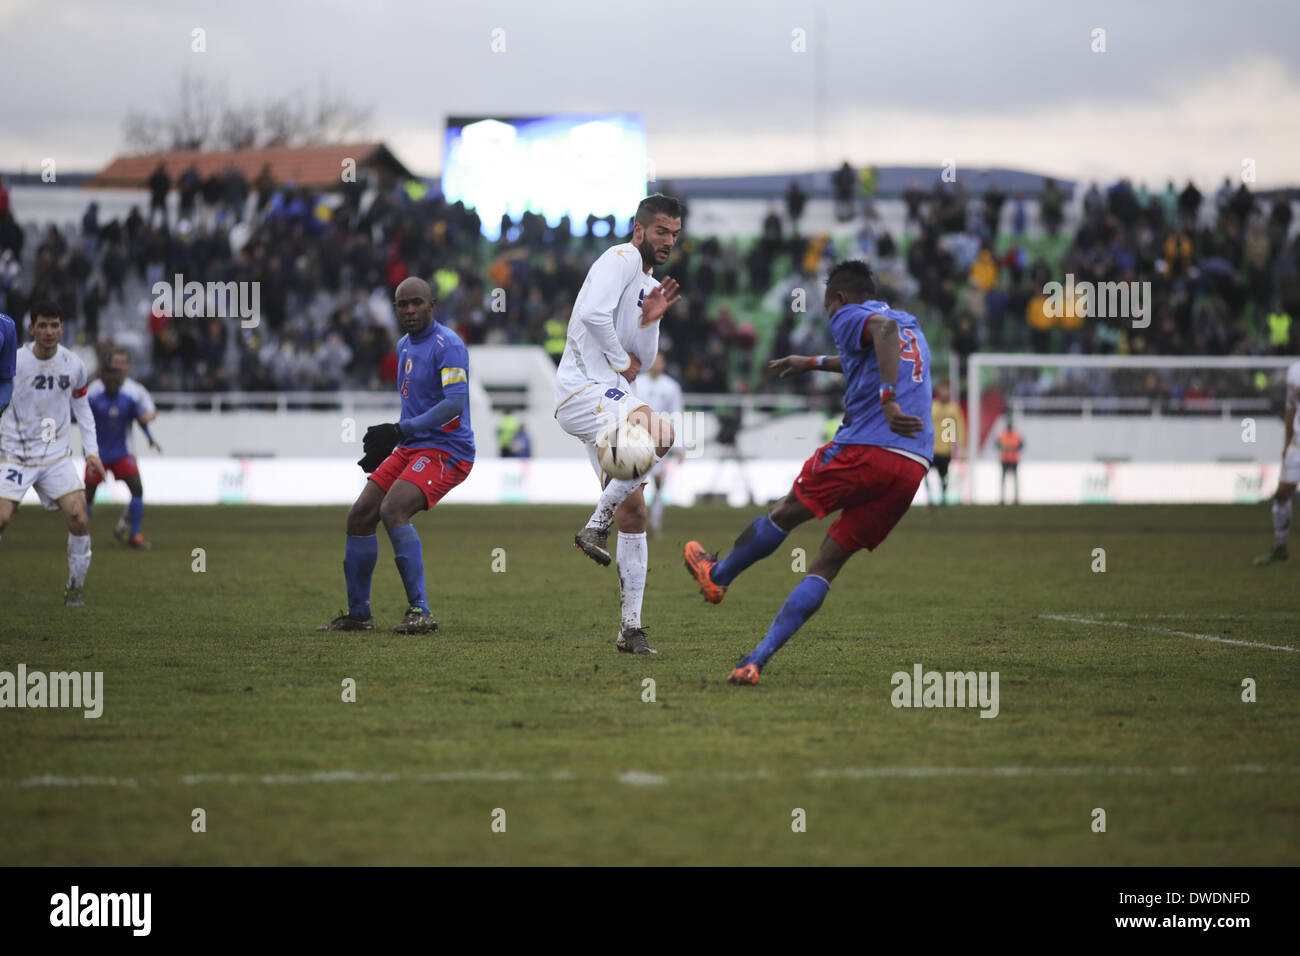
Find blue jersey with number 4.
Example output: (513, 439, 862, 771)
(830, 300, 933, 462)
(396, 321, 475, 463)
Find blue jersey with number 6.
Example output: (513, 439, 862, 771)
(829, 300, 933, 462)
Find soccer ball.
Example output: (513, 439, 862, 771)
(597, 421, 657, 481)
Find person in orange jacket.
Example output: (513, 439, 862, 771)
(998, 415, 1023, 505)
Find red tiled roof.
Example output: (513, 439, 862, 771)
(86, 143, 414, 189)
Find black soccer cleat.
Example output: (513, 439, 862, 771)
(1253, 546, 1288, 566)
(616, 626, 657, 655)
(574, 526, 612, 566)
(393, 606, 439, 634)
(316, 611, 376, 631)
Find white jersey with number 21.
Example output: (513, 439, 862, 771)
(0, 343, 98, 465)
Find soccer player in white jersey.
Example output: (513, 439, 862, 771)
(639, 353, 685, 536)
(555, 194, 683, 654)
(0, 302, 104, 606)
(1255, 360, 1300, 565)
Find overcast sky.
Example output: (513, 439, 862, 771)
(3, 0, 1298, 186)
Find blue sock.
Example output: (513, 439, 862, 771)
(128, 496, 144, 536)
(744, 575, 831, 671)
(711, 514, 788, 587)
(387, 524, 428, 612)
(344, 534, 378, 618)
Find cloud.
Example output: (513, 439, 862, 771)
(2, 0, 1297, 187)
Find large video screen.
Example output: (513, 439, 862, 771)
(442, 114, 647, 240)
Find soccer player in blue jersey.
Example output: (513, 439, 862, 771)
(85, 347, 161, 549)
(684, 260, 932, 685)
(0, 312, 16, 420)
(317, 276, 475, 634)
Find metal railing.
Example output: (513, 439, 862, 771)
(148, 388, 1278, 418)
(151, 391, 402, 414)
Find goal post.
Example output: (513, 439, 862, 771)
(964, 353, 1297, 504)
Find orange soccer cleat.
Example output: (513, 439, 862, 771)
(727, 664, 760, 686)
(684, 541, 726, 604)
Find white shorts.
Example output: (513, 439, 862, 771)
(0, 457, 85, 511)
(1284, 443, 1300, 484)
(555, 382, 651, 483)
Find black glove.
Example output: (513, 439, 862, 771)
(362, 422, 403, 458)
(357, 447, 387, 474)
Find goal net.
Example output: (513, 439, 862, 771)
(957, 353, 1296, 504)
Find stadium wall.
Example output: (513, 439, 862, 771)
(72, 408, 1286, 464)
(46, 457, 1280, 507)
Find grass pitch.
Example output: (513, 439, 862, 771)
(2, 503, 1297, 865)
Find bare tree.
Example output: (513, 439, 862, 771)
(217, 101, 261, 151)
(260, 93, 310, 148)
(122, 110, 167, 153)
(121, 75, 372, 154)
(171, 73, 221, 150)
(308, 82, 372, 145)
(121, 71, 222, 153)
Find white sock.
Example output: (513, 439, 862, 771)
(617, 531, 647, 631)
(586, 451, 665, 531)
(650, 483, 666, 531)
(586, 477, 642, 531)
(1273, 498, 1292, 549)
(67, 532, 92, 588)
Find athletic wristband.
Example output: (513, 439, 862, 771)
(879, 383, 897, 404)
(811, 355, 827, 370)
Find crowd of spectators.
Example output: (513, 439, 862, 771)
(0, 163, 1296, 402)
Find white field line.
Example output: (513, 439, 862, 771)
(1040, 614, 1298, 653)
(9, 765, 1298, 789)
(17, 775, 139, 788)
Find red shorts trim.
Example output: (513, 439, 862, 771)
(369, 446, 472, 509)
(86, 455, 139, 484)
(791, 443, 926, 553)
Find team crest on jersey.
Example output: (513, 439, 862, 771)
(637, 289, 646, 307)
(404, 357, 413, 374)
(58, 375, 70, 389)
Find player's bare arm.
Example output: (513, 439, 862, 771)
(140, 418, 163, 452)
(622, 352, 641, 384)
(769, 354, 842, 376)
(1284, 400, 1294, 460)
(638, 278, 681, 327)
(868, 314, 925, 438)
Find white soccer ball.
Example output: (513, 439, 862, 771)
(597, 421, 657, 481)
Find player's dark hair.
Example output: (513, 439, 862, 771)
(635, 194, 683, 226)
(30, 300, 62, 322)
(825, 260, 877, 301)
(103, 345, 129, 367)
